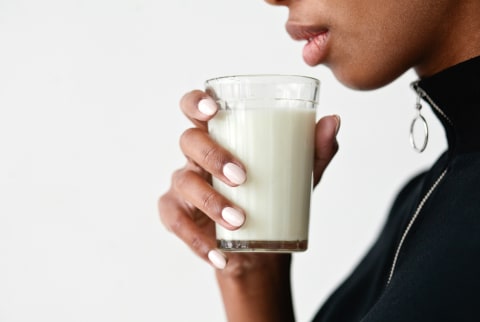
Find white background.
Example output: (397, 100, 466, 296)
(0, 1, 447, 321)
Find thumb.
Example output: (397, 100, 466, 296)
(313, 115, 340, 187)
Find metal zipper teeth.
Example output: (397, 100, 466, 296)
(411, 81, 453, 126)
(386, 82, 453, 285)
(386, 168, 447, 284)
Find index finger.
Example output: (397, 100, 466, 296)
(180, 90, 218, 129)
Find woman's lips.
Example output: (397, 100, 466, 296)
(286, 23, 330, 66)
(302, 31, 329, 66)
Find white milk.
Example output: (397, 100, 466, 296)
(209, 107, 316, 250)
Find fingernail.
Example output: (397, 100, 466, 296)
(198, 98, 217, 116)
(222, 207, 245, 227)
(223, 163, 246, 185)
(333, 114, 341, 135)
(208, 249, 227, 270)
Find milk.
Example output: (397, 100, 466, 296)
(209, 107, 316, 251)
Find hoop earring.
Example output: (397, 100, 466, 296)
(410, 93, 429, 153)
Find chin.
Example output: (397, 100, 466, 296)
(330, 64, 407, 91)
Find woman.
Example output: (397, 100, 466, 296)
(159, 0, 480, 321)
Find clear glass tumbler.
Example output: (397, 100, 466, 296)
(206, 75, 320, 252)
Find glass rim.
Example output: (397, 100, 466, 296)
(205, 74, 320, 86)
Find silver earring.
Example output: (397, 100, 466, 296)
(409, 93, 429, 153)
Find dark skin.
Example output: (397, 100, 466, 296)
(159, 0, 480, 320)
(159, 89, 339, 321)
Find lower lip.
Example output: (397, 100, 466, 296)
(302, 31, 329, 66)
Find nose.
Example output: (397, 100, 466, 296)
(264, 0, 289, 6)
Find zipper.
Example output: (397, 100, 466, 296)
(386, 82, 453, 285)
(411, 81, 453, 126)
(386, 168, 447, 284)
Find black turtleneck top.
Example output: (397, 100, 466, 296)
(313, 56, 480, 322)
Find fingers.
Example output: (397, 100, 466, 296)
(180, 128, 246, 186)
(159, 161, 245, 270)
(313, 114, 341, 187)
(160, 89, 245, 270)
(171, 167, 246, 230)
(179, 89, 246, 186)
(158, 191, 227, 270)
(180, 90, 218, 129)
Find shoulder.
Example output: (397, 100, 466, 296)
(430, 152, 480, 225)
(363, 153, 480, 321)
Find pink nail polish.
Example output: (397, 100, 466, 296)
(222, 207, 245, 227)
(208, 249, 227, 270)
(198, 98, 217, 116)
(223, 163, 246, 185)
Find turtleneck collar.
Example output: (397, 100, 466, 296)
(413, 55, 480, 155)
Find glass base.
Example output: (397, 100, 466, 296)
(217, 239, 308, 253)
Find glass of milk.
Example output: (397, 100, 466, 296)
(206, 75, 319, 252)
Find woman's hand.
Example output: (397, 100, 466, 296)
(158, 89, 339, 321)
(158, 89, 251, 271)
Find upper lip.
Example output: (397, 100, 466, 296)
(286, 22, 329, 41)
